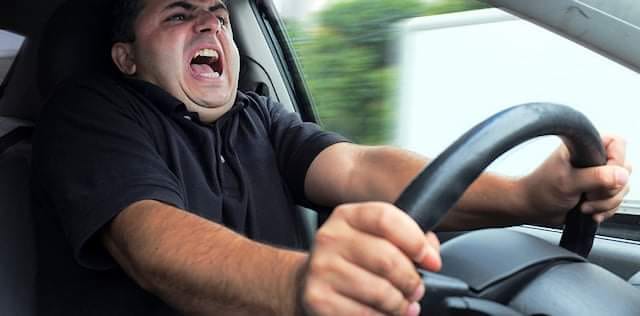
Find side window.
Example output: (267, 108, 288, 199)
(277, 0, 488, 144)
(278, 2, 639, 240)
(0, 30, 24, 85)
(393, 9, 640, 240)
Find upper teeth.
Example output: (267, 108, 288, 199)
(194, 48, 218, 59)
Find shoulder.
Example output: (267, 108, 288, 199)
(52, 73, 127, 100)
(237, 90, 297, 123)
(43, 74, 143, 119)
(238, 90, 273, 111)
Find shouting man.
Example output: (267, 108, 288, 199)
(32, 0, 631, 315)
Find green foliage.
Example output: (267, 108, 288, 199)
(287, 0, 487, 144)
(425, 0, 489, 16)
(319, 0, 428, 67)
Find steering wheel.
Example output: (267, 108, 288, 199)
(395, 103, 606, 257)
(391, 103, 640, 315)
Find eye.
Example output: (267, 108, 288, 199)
(167, 14, 187, 22)
(217, 15, 227, 26)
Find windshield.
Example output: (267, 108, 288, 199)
(274, 0, 640, 218)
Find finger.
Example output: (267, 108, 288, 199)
(601, 207, 619, 222)
(335, 202, 440, 269)
(426, 232, 441, 253)
(323, 257, 418, 316)
(424, 232, 442, 271)
(581, 185, 630, 214)
(316, 221, 424, 299)
(571, 165, 629, 195)
(624, 162, 633, 174)
(593, 208, 617, 224)
(602, 135, 626, 166)
(303, 282, 386, 316)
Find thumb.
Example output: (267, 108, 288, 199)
(571, 165, 629, 195)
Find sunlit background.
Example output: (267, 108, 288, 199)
(271, 0, 640, 207)
(273, 0, 487, 144)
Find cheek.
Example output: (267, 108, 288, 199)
(223, 35, 240, 75)
(231, 45, 240, 72)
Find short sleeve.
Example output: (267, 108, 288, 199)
(32, 78, 184, 270)
(247, 93, 350, 206)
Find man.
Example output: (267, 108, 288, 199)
(31, 0, 631, 315)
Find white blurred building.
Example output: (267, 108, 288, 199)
(272, 0, 334, 19)
(273, 0, 447, 19)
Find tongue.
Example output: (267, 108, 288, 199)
(190, 64, 216, 76)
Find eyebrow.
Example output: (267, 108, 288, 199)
(163, 1, 228, 13)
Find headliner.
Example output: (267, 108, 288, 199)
(1, 0, 70, 36)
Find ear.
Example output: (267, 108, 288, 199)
(111, 42, 137, 75)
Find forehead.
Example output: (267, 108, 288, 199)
(143, 0, 227, 11)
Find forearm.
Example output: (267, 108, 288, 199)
(438, 172, 530, 230)
(306, 144, 427, 206)
(312, 144, 530, 230)
(103, 200, 307, 315)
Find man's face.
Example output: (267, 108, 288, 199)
(114, 0, 240, 122)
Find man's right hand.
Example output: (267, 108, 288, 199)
(300, 202, 442, 316)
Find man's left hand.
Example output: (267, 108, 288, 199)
(520, 135, 632, 225)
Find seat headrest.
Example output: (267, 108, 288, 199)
(38, 0, 119, 99)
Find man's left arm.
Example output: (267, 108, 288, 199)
(304, 136, 631, 230)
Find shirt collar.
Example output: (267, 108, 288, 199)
(124, 78, 184, 114)
(124, 77, 249, 124)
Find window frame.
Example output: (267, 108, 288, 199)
(250, 0, 319, 124)
(0, 30, 25, 98)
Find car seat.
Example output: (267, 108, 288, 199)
(0, 1, 114, 315)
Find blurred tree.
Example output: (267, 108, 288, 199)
(319, 0, 428, 67)
(287, 0, 487, 144)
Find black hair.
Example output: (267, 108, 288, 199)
(111, 0, 145, 43)
(111, 0, 229, 43)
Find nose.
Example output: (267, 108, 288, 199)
(194, 10, 222, 34)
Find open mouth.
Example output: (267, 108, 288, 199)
(189, 48, 223, 79)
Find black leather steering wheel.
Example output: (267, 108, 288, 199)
(394, 103, 607, 257)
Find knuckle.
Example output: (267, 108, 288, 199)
(303, 283, 327, 309)
(374, 246, 418, 296)
(596, 168, 617, 189)
(373, 245, 399, 275)
(371, 280, 395, 302)
(380, 256, 396, 277)
(404, 275, 422, 296)
(333, 204, 347, 216)
(314, 229, 338, 248)
(371, 282, 405, 314)
(333, 204, 355, 219)
(373, 206, 395, 234)
(308, 256, 332, 275)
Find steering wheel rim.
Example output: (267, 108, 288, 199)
(394, 103, 606, 257)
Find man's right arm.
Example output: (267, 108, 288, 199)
(103, 199, 440, 316)
(102, 200, 306, 315)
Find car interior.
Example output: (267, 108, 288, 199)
(0, 1, 311, 314)
(1, 0, 640, 315)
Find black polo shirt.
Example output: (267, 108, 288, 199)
(31, 74, 347, 315)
